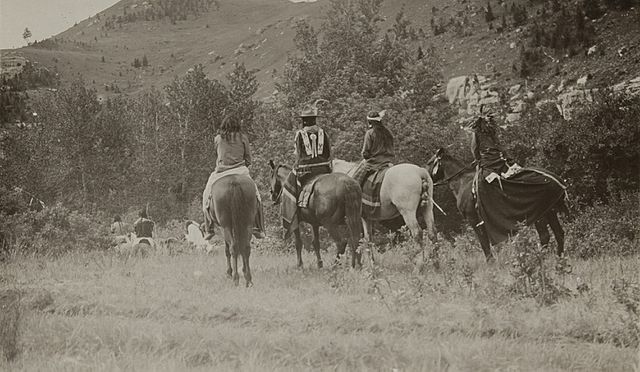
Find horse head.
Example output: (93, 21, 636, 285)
(426, 148, 447, 182)
(268, 160, 285, 204)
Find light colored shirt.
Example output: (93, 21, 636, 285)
(214, 133, 251, 172)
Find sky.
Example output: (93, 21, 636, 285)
(0, 0, 120, 49)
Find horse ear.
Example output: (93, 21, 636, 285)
(268, 160, 275, 169)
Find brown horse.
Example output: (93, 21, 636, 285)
(269, 161, 363, 268)
(208, 174, 257, 286)
(426, 148, 566, 262)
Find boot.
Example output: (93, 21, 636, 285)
(252, 198, 266, 239)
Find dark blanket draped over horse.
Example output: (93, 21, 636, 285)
(427, 148, 567, 261)
(475, 165, 567, 245)
(352, 162, 391, 220)
(207, 174, 257, 287)
(270, 161, 363, 268)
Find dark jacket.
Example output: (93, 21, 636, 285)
(362, 124, 394, 167)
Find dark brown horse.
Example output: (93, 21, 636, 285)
(426, 148, 566, 262)
(208, 174, 257, 286)
(269, 161, 363, 268)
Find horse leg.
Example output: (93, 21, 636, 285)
(362, 218, 371, 241)
(401, 210, 424, 258)
(546, 211, 565, 257)
(294, 228, 304, 268)
(361, 218, 375, 264)
(312, 225, 323, 268)
(242, 248, 252, 287)
(534, 217, 551, 252)
(326, 225, 353, 268)
(225, 242, 232, 278)
(471, 221, 494, 263)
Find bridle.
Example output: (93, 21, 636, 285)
(432, 157, 476, 187)
(270, 164, 285, 205)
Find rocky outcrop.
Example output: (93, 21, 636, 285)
(446, 74, 640, 121)
(445, 74, 500, 115)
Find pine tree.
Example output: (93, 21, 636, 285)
(485, 1, 496, 23)
(583, 0, 604, 19)
(142, 55, 149, 67)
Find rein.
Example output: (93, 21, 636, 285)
(271, 164, 287, 205)
(433, 160, 476, 187)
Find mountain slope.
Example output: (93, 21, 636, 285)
(3, 0, 639, 101)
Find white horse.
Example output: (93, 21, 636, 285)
(332, 160, 435, 247)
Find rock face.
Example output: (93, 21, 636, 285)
(445, 74, 500, 115)
(557, 76, 640, 119)
(446, 74, 640, 121)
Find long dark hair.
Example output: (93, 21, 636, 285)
(219, 114, 242, 141)
(370, 122, 394, 148)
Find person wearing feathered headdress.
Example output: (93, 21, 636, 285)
(351, 110, 395, 187)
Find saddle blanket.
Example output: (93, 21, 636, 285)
(281, 171, 321, 239)
(202, 166, 250, 211)
(361, 166, 391, 220)
(475, 167, 567, 245)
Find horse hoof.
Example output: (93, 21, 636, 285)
(317, 261, 323, 269)
(246, 281, 253, 288)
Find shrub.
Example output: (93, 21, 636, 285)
(506, 93, 640, 205)
(508, 224, 572, 305)
(565, 192, 639, 259)
(0, 204, 111, 258)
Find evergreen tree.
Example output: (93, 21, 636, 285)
(485, 1, 496, 23)
(583, 0, 603, 19)
(142, 55, 149, 67)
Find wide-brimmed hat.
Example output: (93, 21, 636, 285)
(366, 109, 386, 122)
(299, 105, 319, 118)
(298, 99, 328, 118)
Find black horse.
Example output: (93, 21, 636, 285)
(426, 148, 567, 262)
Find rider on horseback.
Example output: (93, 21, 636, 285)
(293, 101, 332, 183)
(352, 110, 395, 187)
(280, 100, 332, 239)
(202, 115, 265, 240)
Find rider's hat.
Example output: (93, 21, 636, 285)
(366, 110, 386, 122)
(299, 99, 328, 118)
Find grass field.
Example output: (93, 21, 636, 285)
(1, 231, 638, 371)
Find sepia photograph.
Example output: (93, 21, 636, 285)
(1, 0, 639, 370)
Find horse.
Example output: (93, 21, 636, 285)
(268, 161, 363, 269)
(426, 148, 567, 262)
(208, 174, 257, 287)
(332, 160, 435, 249)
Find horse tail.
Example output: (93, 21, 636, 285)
(228, 180, 254, 255)
(418, 167, 435, 240)
(342, 178, 363, 250)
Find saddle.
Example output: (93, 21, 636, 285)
(297, 176, 321, 208)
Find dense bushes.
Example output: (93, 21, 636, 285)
(0, 204, 110, 258)
(504, 93, 640, 205)
(565, 192, 639, 259)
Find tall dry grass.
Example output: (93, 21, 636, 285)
(0, 230, 638, 371)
